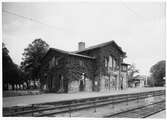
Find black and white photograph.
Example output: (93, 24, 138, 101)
(1, 0, 166, 119)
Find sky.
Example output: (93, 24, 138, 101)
(2, 1, 166, 75)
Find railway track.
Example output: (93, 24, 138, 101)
(105, 100, 165, 118)
(3, 90, 165, 117)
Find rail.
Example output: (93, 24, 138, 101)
(104, 100, 165, 118)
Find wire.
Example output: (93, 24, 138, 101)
(2, 9, 67, 31)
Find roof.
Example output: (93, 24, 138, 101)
(121, 63, 130, 66)
(49, 48, 96, 59)
(73, 40, 126, 55)
(133, 75, 146, 80)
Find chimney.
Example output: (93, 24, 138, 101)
(78, 42, 85, 51)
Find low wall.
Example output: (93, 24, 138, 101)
(68, 81, 79, 93)
(3, 90, 41, 97)
(85, 78, 92, 92)
(68, 78, 92, 93)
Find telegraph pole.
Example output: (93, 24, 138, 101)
(145, 71, 148, 86)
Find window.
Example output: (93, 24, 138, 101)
(55, 58, 58, 65)
(70, 57, 74, 64)
(55, 56, 62, 66)
(79, 60, 84, 66)
(108, 56, 113, 68)
(104, 57, 108, 67)
(122, 65, 127, 71)
(59, 74, 64, 89)
(116, 65, 120, 70)
(105, 79, 108, 88)
(49, 56, 55, 69)
(113, 58, 116, 70)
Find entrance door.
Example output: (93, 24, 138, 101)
(48, 75, 56, 92)
(114, 75, 117, 90)
(79, 80, 85, 91)
(53, 74, 60, 92)
(58, 74, 64, 93)
(79, 73, 85, 91)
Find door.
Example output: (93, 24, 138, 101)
(79, 80, 85, 91)
(48, 75, 56, 92)
(79, 73, 85, 91)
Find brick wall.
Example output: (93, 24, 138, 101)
(68, 78, 93, 93)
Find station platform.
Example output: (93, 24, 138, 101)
(3, 87, 165, 108)
(148, 110, 166, 119)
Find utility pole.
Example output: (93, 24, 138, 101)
(145, 71, 148, 86)
(118, 62, 121, 90)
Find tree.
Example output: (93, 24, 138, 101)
(150, 60, 165, 86)
(147, 76, 154, 87)
(127, 64, 139, 87)
(21, 39, 49, 86)
(3, 43, 21, 90)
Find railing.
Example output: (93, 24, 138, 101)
(3, 90, 165, 117)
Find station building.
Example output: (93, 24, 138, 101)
(128, 75, 147, 88)
(39, 40, 129, 93)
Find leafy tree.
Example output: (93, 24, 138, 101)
(2, 43, 21, 90)
(147, 76, 154, 87)
(3, 43, 11, 90)
(150, 60, 165, 86)
(21, 39, 49, 85)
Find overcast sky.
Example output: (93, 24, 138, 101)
(2, 1, 166, 75)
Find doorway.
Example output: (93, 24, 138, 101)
(79, 73, 85, 91)
(79, 80, 85, 91)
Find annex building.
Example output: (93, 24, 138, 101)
(39, 40, 129, 93)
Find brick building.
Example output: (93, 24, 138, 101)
(39, 40, 128, 93)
